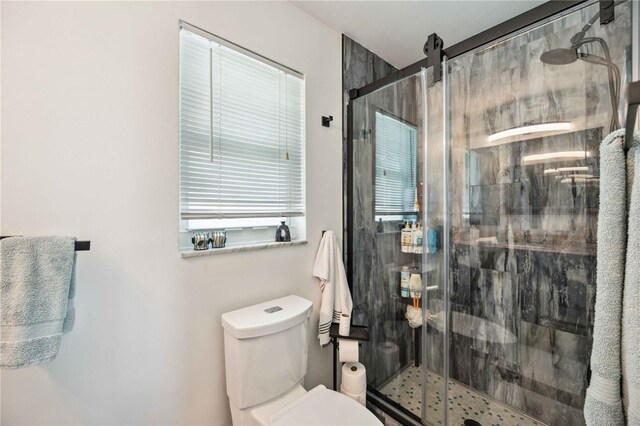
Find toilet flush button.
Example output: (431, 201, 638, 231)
(264, 306, 283, 314)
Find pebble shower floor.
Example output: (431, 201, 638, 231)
(379, 365, 543, 426)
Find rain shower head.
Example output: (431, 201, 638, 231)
(538, 2, 622, 131)
(540, 47, 578, 65)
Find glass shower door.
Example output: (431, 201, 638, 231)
(444, 1, 631, 425)
(349, 68, 448, 425)
(420, 64, 450, 426)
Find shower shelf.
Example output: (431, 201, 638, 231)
(329, 323, 369, 341)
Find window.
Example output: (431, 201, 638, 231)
(179, 22, 305, 248)
(374, 111, 418, 219)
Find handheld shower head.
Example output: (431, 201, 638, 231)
(578, 52, 612, 66)
(540, 47, 578, 65)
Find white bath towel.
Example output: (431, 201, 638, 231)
(622, 141, 640, 425)
(585, 129, 639, 426)
(313, 231, 352, 346)
(1, 236, 77, 369)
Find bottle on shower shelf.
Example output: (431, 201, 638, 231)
(401, 222, 412, 253)
(409, 272, 422, 299)
(415, 223, 423, 254)
(410, 222, 418, 252)
(427, 226, 438, 254)
(400, 266, 411, 298)
(406, 273, 423, 328)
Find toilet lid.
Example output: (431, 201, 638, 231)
(270, 385, 382, 425)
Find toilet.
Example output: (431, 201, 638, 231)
(221, 295, 382, 425)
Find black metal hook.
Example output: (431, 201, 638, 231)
(322, 116, 333, 127)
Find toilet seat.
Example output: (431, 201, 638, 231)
(270, 385, 382, 425)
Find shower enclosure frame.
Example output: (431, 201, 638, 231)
(344, 1, 633, 425)
(346, 1, 589, 102)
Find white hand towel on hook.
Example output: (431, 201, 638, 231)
(313, 231, 353, 346)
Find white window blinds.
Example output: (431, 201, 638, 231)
(180, 24, 305, 220)
(374, 111, 418, 215)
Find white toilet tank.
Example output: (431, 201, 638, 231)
(221, 295, 313, 409)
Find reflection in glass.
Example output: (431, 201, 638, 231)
(374, 111, 418, 219)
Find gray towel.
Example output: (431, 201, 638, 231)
(622, 143, 640, 425)
(1, 236, 77, 369)
(585, 129, 640, 425)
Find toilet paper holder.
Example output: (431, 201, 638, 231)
(329, 323, 370, 391)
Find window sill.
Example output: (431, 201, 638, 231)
(180, 240, 308, 258)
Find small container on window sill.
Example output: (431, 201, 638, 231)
(275, 221, 291, 242)
(210, 231, 227, 248)
(192, 232, 210, 250)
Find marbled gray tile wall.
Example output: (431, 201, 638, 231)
(343, 36, 427, 391)
(342, 36, 396, 98)
(343, 35, 396, 261)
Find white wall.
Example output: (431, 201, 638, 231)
(0, 2, 342, 424)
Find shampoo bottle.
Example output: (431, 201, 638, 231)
(415, 224, 424, 254)
(410, 222, 418, 253)
(409, 272, 422, 299)
(401, 222, 412, 253)
(427, 226, 438, 254)
(400, 266, 411, 297)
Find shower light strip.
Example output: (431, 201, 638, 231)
(561, 177, 600, 184)
(554, 174, 596, 180)
(488, 122, 572, 143)
(523, 150, 590, 164)
(544, 166, 590, 174)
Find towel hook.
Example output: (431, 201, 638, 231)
(625, 81, 640, 150)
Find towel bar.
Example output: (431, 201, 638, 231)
(0, 236, 90, 251)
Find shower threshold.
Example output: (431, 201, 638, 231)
(379, 365, 545, 426)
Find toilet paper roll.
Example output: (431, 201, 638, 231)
(338, 339, 359, 363)
(341, 362, 366, 395)
(339, 313, 351, 336)
(340, 384, 366, 406)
